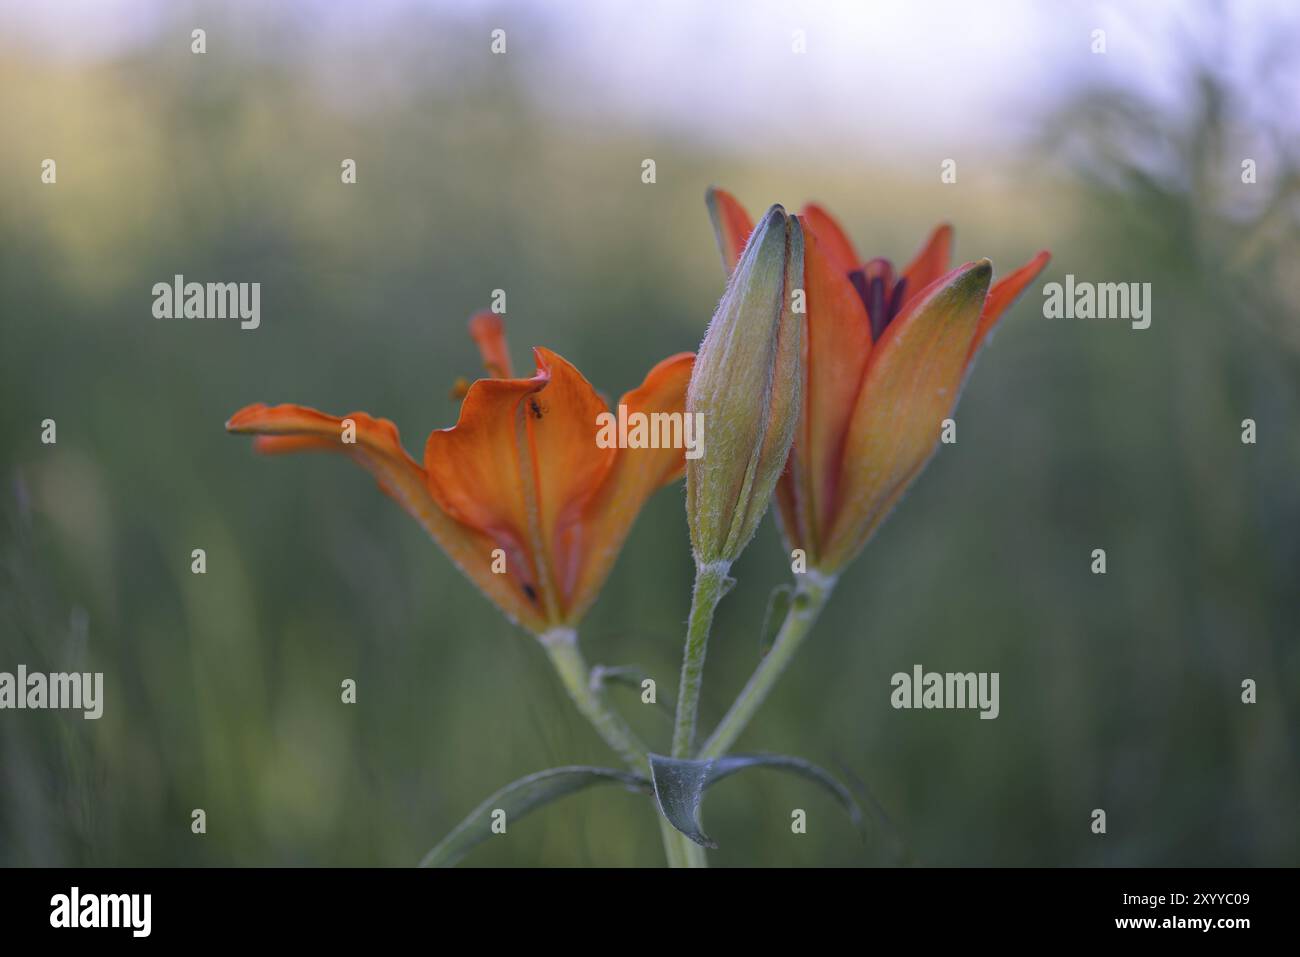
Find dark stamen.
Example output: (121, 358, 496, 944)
(887, 278, 908, 322)
(850, 265, 909, 342)
(867, 276, 889, 341)
(848, 269, 870, 310)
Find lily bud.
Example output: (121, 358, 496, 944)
(686, 203, 804, 568)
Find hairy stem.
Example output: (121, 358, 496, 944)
(659, 561, 732, 869)
(671, 561, 731, 759)
(699, 571, 836, 759)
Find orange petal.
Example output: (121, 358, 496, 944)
(468, 311, 514, 378)
(965, 250, 1051, 364)
(424, 371, 547, 611)
(776, 222, 874, 564)
(823, 261, 992, 570)
(424, 348, 615, 625)
(564, 352, 695, 622)
(899, 223, 953, 307)
(800, 203, 860, 275)
(225, 403, 547, 632)
(705, 187, 755, 273)
(524, 347, 619, 609)
(229, 405, 419, 506)
(252, 434, 342, 455)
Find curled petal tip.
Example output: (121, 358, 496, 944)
(468, 310, 513, 378)
(226, 403, 268, 432)
(529, 345, 561, 379)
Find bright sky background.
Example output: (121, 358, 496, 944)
(5, 0, 1298, 160)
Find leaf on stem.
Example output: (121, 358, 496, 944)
(648, 752, 865, 849)
(591, 664, 674, 715)
(420, 765, 651, 867)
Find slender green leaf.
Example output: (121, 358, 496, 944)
(420, 765, 650, 867)
(648, 752, 864, 849)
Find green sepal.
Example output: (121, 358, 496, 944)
(648, 752, 864, 849)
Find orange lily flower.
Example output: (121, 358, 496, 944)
(707, 189, 1050, 573)
(227, 313, 694, 635)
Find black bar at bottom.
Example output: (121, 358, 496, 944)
(0, 867, 1283, 942)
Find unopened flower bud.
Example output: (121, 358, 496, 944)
(686, 203, 804, 568)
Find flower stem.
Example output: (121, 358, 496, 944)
(671, 560, 731, 759)
(540, 627, 648, 770)
(658, 817, 706, 868)
(541, 629, 705, 866)
(699, 571, 836, 760)
(658, 561, 733, 869)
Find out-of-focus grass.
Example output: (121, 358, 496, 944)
(1, 10, 1297, 867)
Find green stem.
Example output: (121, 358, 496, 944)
(540, 627, 648, 770)
(541, 629, 705, 866)
(699, 571, 836, 760)
(658, 817, 706, 868)
(671, 561, 731, 759)
(659, 561, 732, 869)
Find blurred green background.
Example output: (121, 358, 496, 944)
(2, 1, 1298, 866)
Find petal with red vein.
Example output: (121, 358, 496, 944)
(423, 374, 542, 553)
(523, 347, 619, 606)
